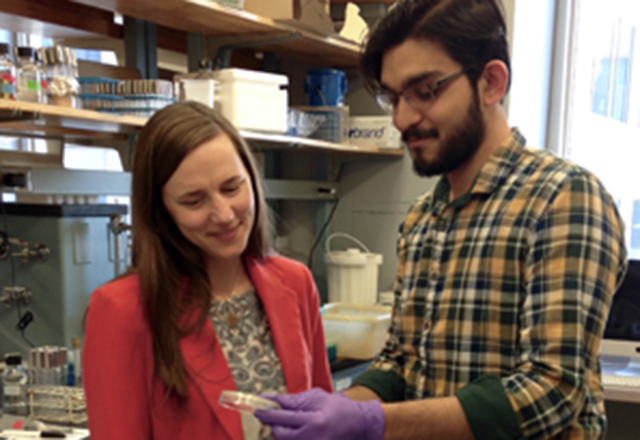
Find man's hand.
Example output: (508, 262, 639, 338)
(254, 388, 384, 440)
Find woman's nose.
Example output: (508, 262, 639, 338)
(209, 199, 235, 223)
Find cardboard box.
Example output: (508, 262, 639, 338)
(243, 0, 292, 19)
(348, 116, 402, 149)
(244, 0, 334, 35)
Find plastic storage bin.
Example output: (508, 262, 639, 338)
(322, 303, 391, 360)
(213, 68, 288, 133)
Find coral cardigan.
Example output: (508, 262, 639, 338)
(83, 255, 332, 440)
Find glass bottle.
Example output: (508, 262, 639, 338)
(0, 43, 16, 100)
(2, 353, 28, 416)
(15, 46, 43, 103)
(46, 46, 80, 108)
(36, 47, 49, 104)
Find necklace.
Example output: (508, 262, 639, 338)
(222, 265, 243, 328)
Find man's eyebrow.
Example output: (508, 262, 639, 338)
(380, 70, 442, 92)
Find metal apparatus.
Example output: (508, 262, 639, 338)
(0, 135, 132, 356)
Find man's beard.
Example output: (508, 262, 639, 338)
(403, 92, 486, 177)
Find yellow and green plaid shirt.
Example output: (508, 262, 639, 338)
(354, 129, 627, 440)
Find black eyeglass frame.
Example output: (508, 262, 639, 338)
(375, 69, 467, 113)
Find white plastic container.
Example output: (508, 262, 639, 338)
(178, 79, 216, 108)
(348, 115, 402, 149)
(324, 232, 383, 304)
(322, 303, 392, 360)
(212, 68, 288, 133)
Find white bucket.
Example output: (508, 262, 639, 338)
(324, 233, 383, 305)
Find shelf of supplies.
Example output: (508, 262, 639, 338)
(241, 130, 404, 157)
(71, 0, 362, 67)
(0, 100, 146, 139)
(331, 0, 396, 3)
(0, 100, 403, 157)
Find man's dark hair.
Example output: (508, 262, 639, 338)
(361, 0, 511, 94)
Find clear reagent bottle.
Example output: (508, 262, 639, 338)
(2, 352, 28, 416)
(15, 46, 43, 103)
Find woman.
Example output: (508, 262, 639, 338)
(83, 101, 332, 440)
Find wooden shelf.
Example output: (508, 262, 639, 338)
(332, 0, 395, 3)
(0, 100, 146, 139)
(0, 0, 122, 40)
(71, 0, 362, 67)
(0, 100, 402, 157)
(241, 130, 403, 157)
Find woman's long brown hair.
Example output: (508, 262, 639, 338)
(131, 101, 271, 399)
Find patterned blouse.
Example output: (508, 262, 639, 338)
(210, 288, 287, 439)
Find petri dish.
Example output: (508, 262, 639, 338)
(219, 390, 281, 413)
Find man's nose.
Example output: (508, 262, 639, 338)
(393, 97, 424, 133)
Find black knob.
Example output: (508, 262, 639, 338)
(2, 172, 27, 188)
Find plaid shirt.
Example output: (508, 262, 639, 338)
(354, 130, 627, 440)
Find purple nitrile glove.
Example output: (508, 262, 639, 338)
(253, 388, 384, 440)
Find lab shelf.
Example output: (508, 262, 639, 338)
(71, 0, 362, 67)
(241, 130, 404, 157)
(331, 0, 396, 3)
(0, 100, 146, 139)
(0, 100, 403, 157)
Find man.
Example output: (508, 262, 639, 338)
(254, 0, 628, 439)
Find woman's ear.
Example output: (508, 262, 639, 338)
(477, 60, 509, 107)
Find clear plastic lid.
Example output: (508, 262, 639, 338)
(218, 390, 281, 413)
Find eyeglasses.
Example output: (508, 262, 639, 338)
(375, 70, 466, 114)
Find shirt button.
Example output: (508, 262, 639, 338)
(423, 321, 430, 330)
(430, 270, 438, 283)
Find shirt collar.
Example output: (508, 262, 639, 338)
(429, 128, 527, 211)
(471, 128, 527, 195)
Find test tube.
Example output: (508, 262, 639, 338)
(30, 348, 38, 385)
(38, 347, 46, 385)
(60, 347, 67, 386)
(52, 347, 60, 385)
(44, 346, 53, 385)
(72, 337, 81, 387)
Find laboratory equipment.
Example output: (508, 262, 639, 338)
(218, 390, 281, 413)
(14, 47, 43, 103)
(0, 148, 131, 356)
(305, 68, 347, 106)
(2, 352, 28, 416)
(321, 303, 391, 360)
(324, 232, 382, 304)
(0, 43, 16, 100)
(27, 385, 87, 425)
(600, 258, 640, 360)
(212, 68, 288, 133)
